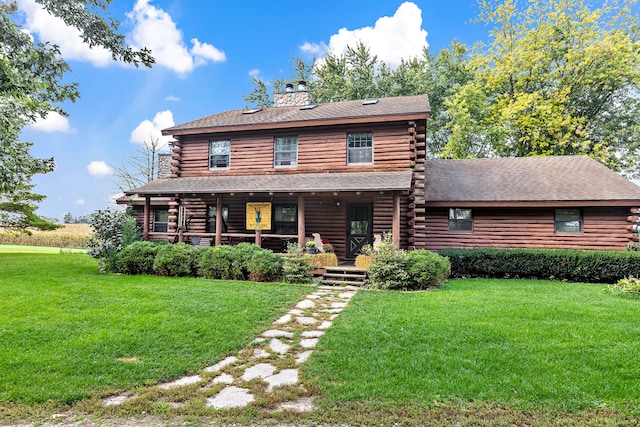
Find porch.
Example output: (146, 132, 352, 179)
(123, 171, 413, 261)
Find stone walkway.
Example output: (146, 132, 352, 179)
(100, 286, 358, 412)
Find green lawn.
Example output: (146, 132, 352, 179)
(0, 253, 307, 405)
(306, 279, 640, 418)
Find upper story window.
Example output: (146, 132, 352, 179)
(153, 209, 169, 232)
(210, 140, 230, 169)
(274, 136, 298, 167)
(347, 132, 373, 165)
(555, 208, 582, 233)
(449, 208, 473, 233)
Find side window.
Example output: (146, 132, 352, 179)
(347, 132, 373, 165)
(555, 208, 582, 233)
(153, 209, 169, 232)
(207, 205, 229, 233)
(448, 208, 473, 233)
(274, 136, 298, 167)
(210, 140, 230, 169)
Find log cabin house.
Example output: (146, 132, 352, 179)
(121, 84, 640, 260)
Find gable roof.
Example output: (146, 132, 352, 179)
(424, 156, 640, 207)
(163, 94, 431, 136)
(125, 171, 414, 197)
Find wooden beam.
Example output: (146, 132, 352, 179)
(298, 195, 305, 248)
(392, 193, 400, 245)
(215, 196, 223, 246)
(143, 196, 150, 241)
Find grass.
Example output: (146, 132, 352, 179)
(0, 244, 87, 254)
(306, 279, 640, 422)
(0, 253, 307, 406)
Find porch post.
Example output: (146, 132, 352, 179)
(392, 193, 400, 246)
(143, 196, 150, 241)
(215, 196, 223, 246)
(297, 194, 305, 248)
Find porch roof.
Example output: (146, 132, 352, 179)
(125, 170, 413, 197)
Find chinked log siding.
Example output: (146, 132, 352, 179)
(419, 207, 633, 251)
(175, 122, 416, 177)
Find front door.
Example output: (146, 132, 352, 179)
(347, 204, 373, 258)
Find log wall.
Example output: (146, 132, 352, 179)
(417, 207, 635, 251)
(173, 122, 415, 177)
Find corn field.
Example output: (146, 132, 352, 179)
(0, 224, 92, 248)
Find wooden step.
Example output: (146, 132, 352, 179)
(320, 266, 367, 287)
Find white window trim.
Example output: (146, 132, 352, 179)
(347, 132, 374, 166)
(209, 140, 231, 170)
(274, 136, 298, 168)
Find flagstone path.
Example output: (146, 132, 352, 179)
(100, 285, 358, 413)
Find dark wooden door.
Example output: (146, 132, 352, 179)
(347, 204, 373, 258)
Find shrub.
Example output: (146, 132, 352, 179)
(366, 238, 411, 290)
(439, 248, 640, 283)
(87, 208, 141, 272)
(606, 277, 640, 298)
(153, 243, 199, 277)
(229, 243, 265, 280)
(248, 250, 283, 282)
(406, 250, 451, 289)
(197, 245, 235, 279)
(282, 244, 313, 284)
(115, 241, 161, 275)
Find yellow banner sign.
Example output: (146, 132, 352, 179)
(246, 202, 272, 231)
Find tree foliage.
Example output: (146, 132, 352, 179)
(245, 0, 640, 175)
(443, 0, 640, 176)
(0, 0, 154, 231)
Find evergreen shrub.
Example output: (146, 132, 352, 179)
(439, 248, 640, 283)
(153, 243, 199, 277)
(115, 241, 161, 275)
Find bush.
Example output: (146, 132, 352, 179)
(406, 250, 451, 289)
(197, 245, 236, 279)
(607, 277, 640, 298)
(230, 243, 265, 280)
(153, 243, 199, 277)
(87, 208, 141, 272)
(282, 243, 313, 284)
(366, 239, 411, 290)
(248, 250, 283, 282)
(439, 248, 640, 283)
(115, 241, 161, 275)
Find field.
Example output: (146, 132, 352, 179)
(0, 224, 91, 248)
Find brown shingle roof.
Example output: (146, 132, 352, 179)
(424, 156, 640, 205)
(125, 171, 414, 196)
(163, 94, 430, 135)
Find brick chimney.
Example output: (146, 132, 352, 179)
(273, 81, 315, 107)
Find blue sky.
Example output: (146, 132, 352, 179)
(18, 0, 489, 220)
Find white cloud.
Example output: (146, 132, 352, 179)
(314, 2, 428, 68)
(300, 42, 328, 56)
(87, 161, 113, 177)
(27, 112, 75, 133)
(74, 199, 86, 206)
(248, 69, 261, 78)
(130, 110, 175, 149)
(17, 0, 113, 67)
(165, 95, 181, 102)
(127, 0, 226, 75)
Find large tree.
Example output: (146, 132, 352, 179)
(0, 0, 153, 231)
(244, 42, 473, 157)
(443, 0, 640, 175)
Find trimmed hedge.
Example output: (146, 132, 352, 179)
(438, 248, 640, 283)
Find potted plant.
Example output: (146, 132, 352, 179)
(305, 240, 317, 254)
(324, 244, 334, 253)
